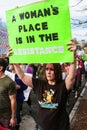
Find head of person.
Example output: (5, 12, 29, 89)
(4, 57, 9, 66)
(0, 58, 8, 72)
(44, 63, 62, 84)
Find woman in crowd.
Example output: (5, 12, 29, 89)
(12, 40, 76, 130)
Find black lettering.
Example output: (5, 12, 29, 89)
(12, 16, 16, 22)
(29, 24, 34, 31)
(39, 33, 58, 42)
(53, 33, 58, 40)
(31, 10, 37, 18)
(38, 9, 44, 17)
(19, 13, 25, 20)
(23, 25, 28, 32)
(53, 7, 59, 15)
(16, 37, 22, 44)
(18, 22, 48, 33)
(18, 25, 27, 32)
(44, 8, 51, 16)
(35, 23, 40, 31)
(26, 36, 35, 43)
(25, 12, 30, 19)
(42, 22, 48, 30)
(18, 25, 22, 32)
(45, 34, 52, 41)
(39, 34, 45, 42)
(51, 5, 59, 15)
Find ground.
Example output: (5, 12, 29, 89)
(71, 88, 87, 130)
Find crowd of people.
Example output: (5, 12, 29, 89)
(0, 40, 86, 130)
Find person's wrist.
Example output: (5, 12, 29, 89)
(74, 50, 76, 60)
(11, 115, 16, 119)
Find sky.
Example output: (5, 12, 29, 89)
(0, 0, 87, 42)
(69, 0, 87, 42)
(0, 0, 44, 21)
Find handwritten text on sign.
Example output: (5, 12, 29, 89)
(6, 0, 73, 63)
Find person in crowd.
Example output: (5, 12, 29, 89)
(32, 64, 38, 78)
(84, 60, 87, 80)
(73, 60, 83, 98)
(63, 63, 71, 106)
(79, 56, 85, 86)
(26, 64, 39, 130)
(26, 64, 33, 74)
(0, 58, 16, 130)
(18, 63, 39, 130)
(61, 63, 67, 80)
(12, 40, 76, 130)
(36, 64, 45, 79)
(19, 64, 28, 73)
(8, 64, 28, 130)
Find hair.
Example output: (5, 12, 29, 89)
(0, 58, 8, 72)
(4, 57, 9, 66)
(43, 63, 62, 83)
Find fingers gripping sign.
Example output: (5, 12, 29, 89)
(67, 40, 77, 52)
(6, 47, 14, 57)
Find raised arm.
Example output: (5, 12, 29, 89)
(65, 40, 76, 90)
(13, 64, 33, 88)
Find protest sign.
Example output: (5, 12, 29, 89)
(82, 47, 87, 61)
(82, 54, 87, 61)
(6, 0, 73, 63)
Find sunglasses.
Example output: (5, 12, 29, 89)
(45, 67, 54, 71)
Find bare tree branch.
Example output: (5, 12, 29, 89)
(70, 0, 84, 7)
